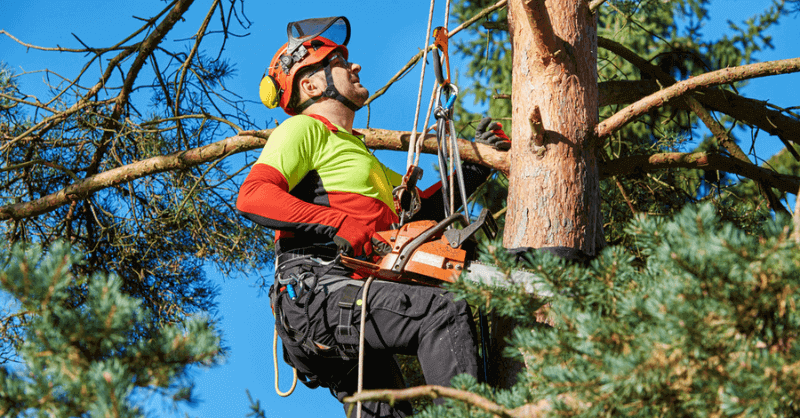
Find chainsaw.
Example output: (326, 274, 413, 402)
(340, 207, 499, 286)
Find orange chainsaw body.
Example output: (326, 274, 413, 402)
(340, 209, 497, 287)
(341, 220, 465, 286)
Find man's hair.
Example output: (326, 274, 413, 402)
(287, 64, 322, 114)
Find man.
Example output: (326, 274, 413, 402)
(237, 16, 510, 418)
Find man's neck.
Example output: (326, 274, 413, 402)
(302, 101, 355, 133)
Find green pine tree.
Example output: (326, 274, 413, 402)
(0, 241, 222, 417)
(409, 203, 800, 417)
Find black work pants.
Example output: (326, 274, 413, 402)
(276, 278, 480, 418)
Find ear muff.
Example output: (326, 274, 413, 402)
(259, 75, 281, 109)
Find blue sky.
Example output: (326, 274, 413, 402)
(2, 1, 799, 417)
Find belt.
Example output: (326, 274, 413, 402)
(276, 245, 340, 266)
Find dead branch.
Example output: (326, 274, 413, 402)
(343, 385, 549, 418)
(175, 0, 220, 117)
(589, 0, 608, 11)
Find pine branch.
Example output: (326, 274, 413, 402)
(0, 128, 511, 221)
(601, 151, 800, 195)
(598, 36, 788, 212)
(0, 129, 271, 221)
(598, 81, 800, 153)
(85, 0, 197, 178)
(8, 121, 800, 222)
(596, 57, 800, 139)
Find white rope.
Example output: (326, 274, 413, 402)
(273, 328, 298, 397)
(415, 79, 439, 167)
(355, 276, 376, 418)
(407, 0, 437, 171)
(444, 0, 451, 29)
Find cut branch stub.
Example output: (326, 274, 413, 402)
(522, 0, 558, 64)
(529, 105, 546, 157)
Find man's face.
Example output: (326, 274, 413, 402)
(318, 51, 369, 106)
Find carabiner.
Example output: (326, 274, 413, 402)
(433, 26, 451, 86)
(437, 83, 459, 112)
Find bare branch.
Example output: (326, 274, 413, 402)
(365, 0, 508, 106)
(117, 0, 196, 111)
(596, 57, 800, 139)
(0, 30, 93, 53)
(343, 385, 545, 418)
(174, 0, 220, 116)
(589, 0, 608, 12)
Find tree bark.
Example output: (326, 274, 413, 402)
(504, 0, 603, 253)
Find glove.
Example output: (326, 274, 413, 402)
(475, 117, 511, 151)
(333, 216, 392, 258)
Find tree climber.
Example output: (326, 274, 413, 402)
(236, 16, 510, 418)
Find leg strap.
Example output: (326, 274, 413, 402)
(335, 284, 362, 359)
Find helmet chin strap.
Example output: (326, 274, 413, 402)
(296, 59, 362, 114)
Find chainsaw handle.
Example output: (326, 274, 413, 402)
(443, 208, 497, 248)
(391, 212, 468, 274)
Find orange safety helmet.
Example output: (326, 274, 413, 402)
(260, 17, 352, 115)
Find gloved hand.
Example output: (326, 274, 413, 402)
(333, 216, 392, 258)
(475, 117, 511, 151)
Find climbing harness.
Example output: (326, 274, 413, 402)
(271, 251, 354, 397)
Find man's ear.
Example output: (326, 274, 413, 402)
(298, 74, 323, 101)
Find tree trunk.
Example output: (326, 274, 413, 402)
(489, 0, 602, 389)
(503, 0, 603, 254)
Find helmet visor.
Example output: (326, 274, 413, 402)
(286, 16, 350, 56)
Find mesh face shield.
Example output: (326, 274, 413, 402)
(283, 16, 350, 72)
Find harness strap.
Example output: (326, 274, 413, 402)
(335, 284, 363, 360)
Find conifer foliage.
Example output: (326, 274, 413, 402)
(0, 242, 222, 417)
(414, 204, 800, 416)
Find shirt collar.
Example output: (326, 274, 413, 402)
(307, 114, 363, 137)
